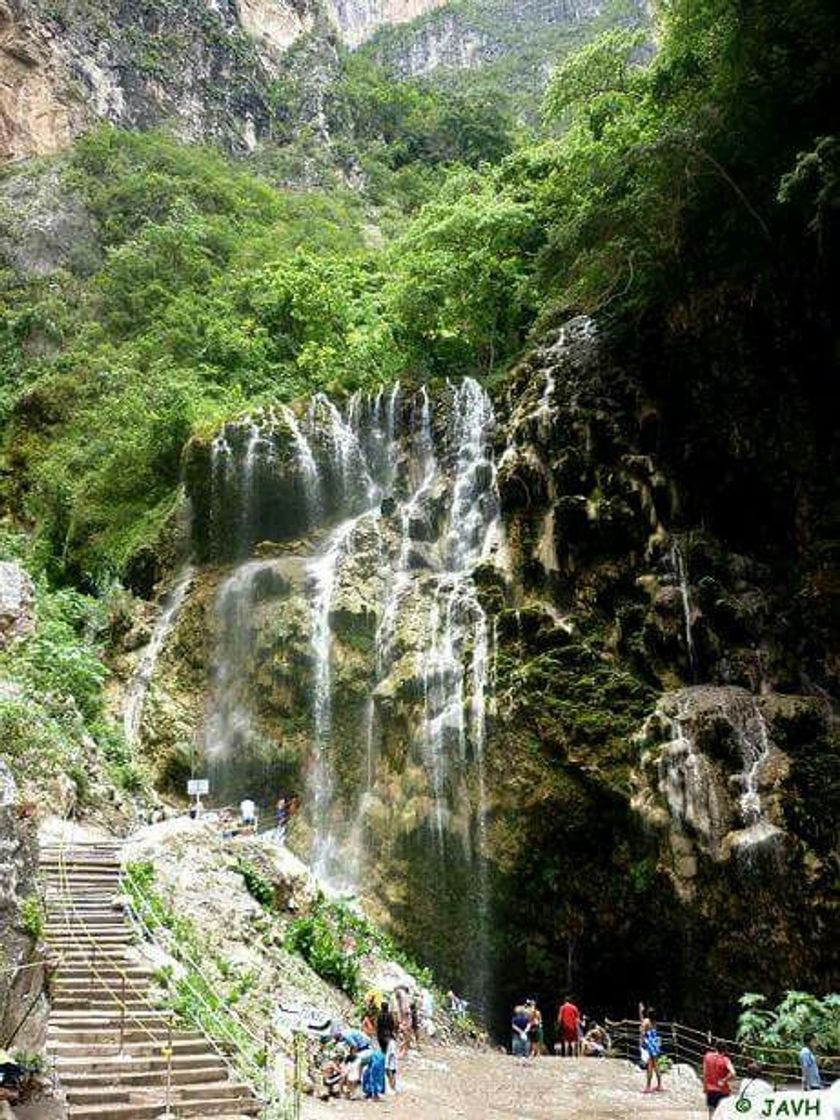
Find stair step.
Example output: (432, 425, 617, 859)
(54, 980, 151, 991)
(49, 1026, 193, 1045)
(64, 1096, 260, 1119)
(50, 1013, 172, 1028)
(59, 1059, 226, 1077)
(47, 936, 134, 945)
(51, 1036, 209, 1056)
(62, 1067, 225, 1089)
(55, 971, 153, 983)
(66, 1081, 251, 1105)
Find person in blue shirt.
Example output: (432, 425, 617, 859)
(331, 1024, 373, 1098)
(641, 1010, 664, 1094)
(800, 1035, 823, 1091)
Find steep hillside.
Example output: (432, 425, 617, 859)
(361, 0, 648, 111)
(0, 0, 641, 161)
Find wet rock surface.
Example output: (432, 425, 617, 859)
(134, 311, 839, 1034)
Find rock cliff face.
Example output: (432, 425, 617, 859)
(327, 0, 446, 49)
(0, 0, 317, 159)
(122, 308, 837, 1031)
(361, 0, 648, 110)
(1, 0, 644, 161)
(0, 0, 486, 161)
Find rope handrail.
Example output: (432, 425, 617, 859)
(49, 838, 171, 1052)
(120, 863, 271, 1055)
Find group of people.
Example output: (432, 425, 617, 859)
(510, 997, 611, 1059)
(310, 986, 434, 1102)
(702, 1035, 826, 1117)
(224, 792, 302, 839)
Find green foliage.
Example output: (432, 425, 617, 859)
(285, 905, 361, 998)
(285, 895, 433, 998)
(19, 895, 45, 941)
(236, 859, 274, 909)
(737, 991, 840, 1071)
(122, 860, 264, 1074)
(385, 168, 537, 374)
(3, 585, 107, 721)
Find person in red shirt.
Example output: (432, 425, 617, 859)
(556, 997, 581, 1057)
(702, 1040, 735, 1117)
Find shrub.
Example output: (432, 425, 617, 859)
(19, 895, 44, 941)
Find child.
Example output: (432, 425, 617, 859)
(385, 1035, 398, 1093)
(641, 1009, 664, 1093)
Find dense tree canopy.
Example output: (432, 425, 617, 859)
(1, 0, 838, 585)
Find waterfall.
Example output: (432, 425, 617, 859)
(307, 514, 370, 882)
(123, 566, 194, 746)
(280, 405, 321, 514)
(201, 377, 504, 1009)
(651, 688, 778, 862)
(204, 561, 264, 775)
(732, 695, 771, 827)
(671, 540, 697, 679)
(658, 702, 724, 857)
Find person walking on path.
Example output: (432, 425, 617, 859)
(275, 795, 288, 844)
(703, 1040, 734, 1116)
(557, 997, 581, 1057)
(640, 1008, 664, 1093)
(800, 1035, 824, 1091)
(511, 1005, 531, 1058)
(527, 1000, 544, 1057)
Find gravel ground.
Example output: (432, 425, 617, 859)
(302, 1048, 707, 1120)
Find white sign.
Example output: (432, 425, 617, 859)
(187, 779, 209, 796)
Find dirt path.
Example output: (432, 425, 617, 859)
(302, 1048, 707, 1120)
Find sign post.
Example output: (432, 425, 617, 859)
(186, 778, 209, 817)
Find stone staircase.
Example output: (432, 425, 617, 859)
(41, 842, 262, 1120)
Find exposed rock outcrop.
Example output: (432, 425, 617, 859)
(328, 0, 446, 49)
(0, 761, 47, 1054)
(0, 561, 35, 648)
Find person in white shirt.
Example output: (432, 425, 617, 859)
(240, 797, 257, 829)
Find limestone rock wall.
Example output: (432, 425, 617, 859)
(0, 0, 326, 161)
(327, 0, 446, 49)
(133, 308, 838, 1029)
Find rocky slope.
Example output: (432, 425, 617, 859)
(0, 569, 47, 1059)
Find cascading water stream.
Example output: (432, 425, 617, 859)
(280, 405, 321, 513)
(202, 376, 504, 1010)
(671, 540, 697, 679)
(308, 514, 371, 882)
(124, 565, 194, 746)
